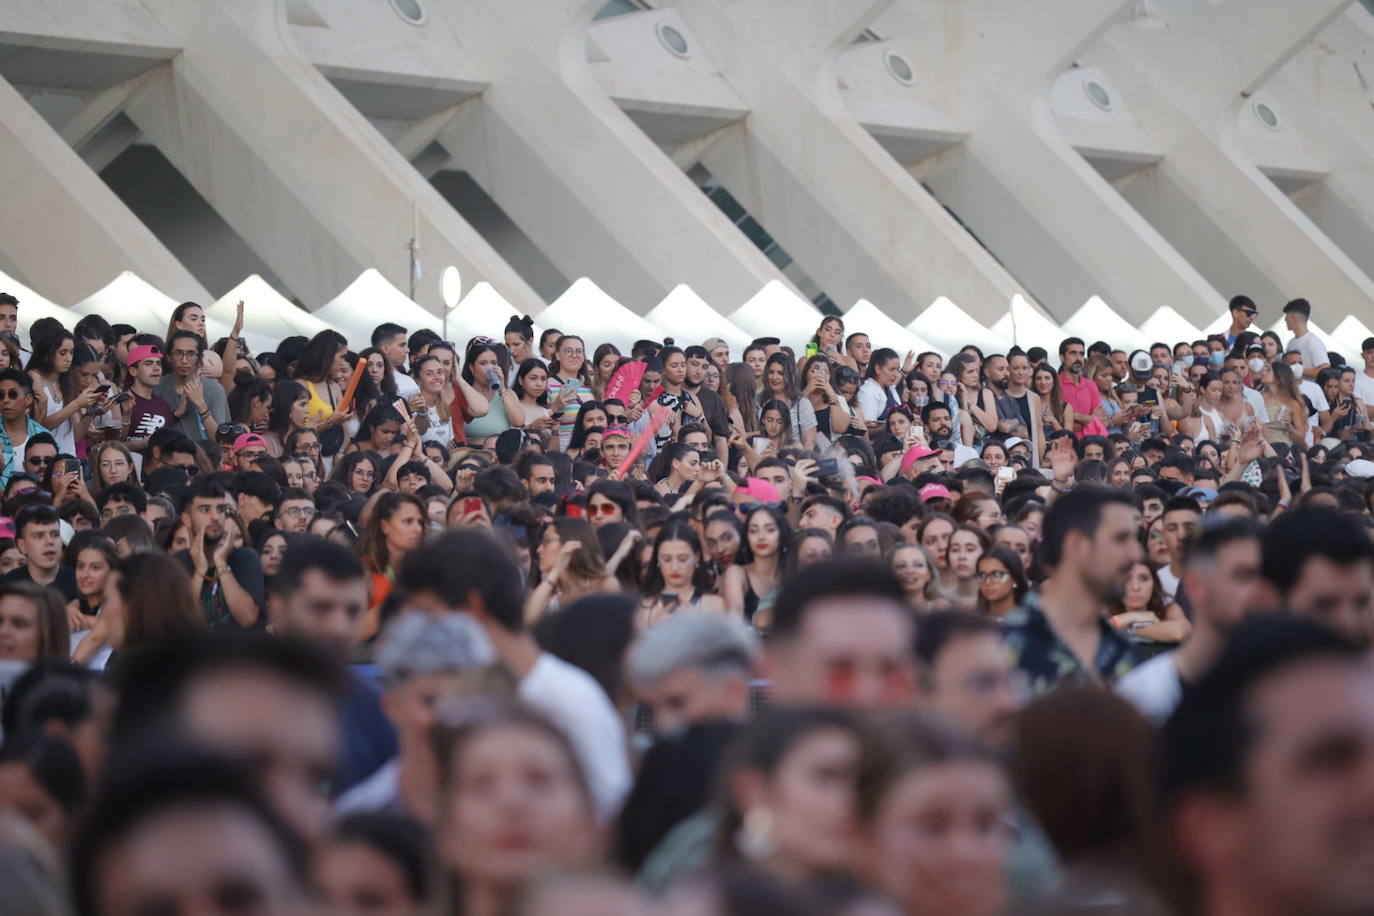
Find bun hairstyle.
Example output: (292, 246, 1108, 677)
(504, 315, 535, 341)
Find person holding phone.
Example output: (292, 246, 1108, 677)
(545, 334, 594, 450)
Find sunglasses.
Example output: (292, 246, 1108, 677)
(1239, 308, 1258, 318)
(588, 502, 619, 517)
(26, 456, 55, 466)
(0, 389, 25, 400)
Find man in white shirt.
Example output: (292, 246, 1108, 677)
(1355, 337, 1374, 406)
(397, 529, 631, 821)
(1118, 517, 1264, 723)
(373, 322, 420, 399)
(857, 347, 903, 431)
(1283, 297, 1330, 381)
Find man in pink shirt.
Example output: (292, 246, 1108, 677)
(1057, 337, 1104, 437)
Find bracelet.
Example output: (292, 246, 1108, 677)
(216, 565, 233, 576)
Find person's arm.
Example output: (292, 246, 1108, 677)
(214, 539, 261, 628)
(383, 423, 420, 491)
(605, 529, 641, 578)
(455, 376, 490, 419)
(497, 386, 522, 424)
(721, 565, 746, 617)
(966, 388, 999, 434)
(219, 301, 244, 394)
(41, 382, 99, 430)
(1132, 602, 1193, 644)
(523, 542, 579, 626)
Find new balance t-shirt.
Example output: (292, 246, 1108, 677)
(126, 392, 176, 440)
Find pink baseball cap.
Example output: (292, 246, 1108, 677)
(900, 444, 942, 475)
(232, 432, 269, 455)
(126, 344, 162, 367)
(919, 483, 952, 502)
(736, 477, 783, 504)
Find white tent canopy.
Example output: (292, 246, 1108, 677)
(446, 282, 535, 346)
(209, 275, 329, 352)
(646, 285, 752, 354)
(1139, 307, 1201, 349)
(982, 295, 1054, 357)
(0, 269, 82, 345)
(71, 271, 230, 340)
(1332, 315, 1374, 354)
(315, 269, 439, 344)
(533, 278, 661, 354)
(1062, 296, 1147, 352)
(728, 280, 822, 353)
(843, 299, 937, 359)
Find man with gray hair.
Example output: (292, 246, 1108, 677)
(335, 611, 497, 818)
(625, 613, 758, 735)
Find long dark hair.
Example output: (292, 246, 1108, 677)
(359, 491, 424, 573)
(460, 341, 505, 386)
(974, 546, 1029, 613)
(735, 504, 792, 567)
(228, 378, 273, 426)
(567, 401, 607, 453)
(294, 330, 348, 384)
(27, 326, 72, 377)
(267, 381, 309, 438)
(358, 346, 398, 408)
(164, 302, 206, 348)
(758, 399, 794, 447)
(331, 450, 381, 496)
(513, 358, 549, 406)
(639, 519, 712, 599)
(585, 479, 640, 529)
(60, 341, 101, 403)
(763, 352, 802, 403)
(117, 553, 205, 648)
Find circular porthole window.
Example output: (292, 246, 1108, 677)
(885, 51, 915, 85)
(1254, 100, 1280, 130)
(1084, 79, 1113, 110)
(389, 0, 426, 26)
(657, 22, 690, 57)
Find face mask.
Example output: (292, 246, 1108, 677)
(913, 395, 929, 408)
(1210, 351, 1225, 367)
(1181, 355, 1194, 368)
(1248, 357, 1266, 374)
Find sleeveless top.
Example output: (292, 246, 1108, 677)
(44, 386, 75, 454)
(1264, 403, 1293, 444)
(464, 394, 511, 439)
(303, 380, 335, 424)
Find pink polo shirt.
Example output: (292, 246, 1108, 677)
(1059, 372, 1102, 436)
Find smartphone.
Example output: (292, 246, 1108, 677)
(996, 466, 1015, 482)
(816, 458, 839, 477)
(108, 391, 132, 406)
(698, 450, 716, 464)
(63, 458, 80, 477)
(751, 437, 771, 452)
(461, 497, 483, 516)
(95, 384, 111, 394)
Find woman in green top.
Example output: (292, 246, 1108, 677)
(462, 341, 523, 442)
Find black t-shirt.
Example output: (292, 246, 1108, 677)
(4, 565, 79, 603)
(173, 546, 266, 630)
(127, 391, 177, 440)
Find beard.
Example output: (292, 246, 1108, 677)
(1088, 562, 1133, 603)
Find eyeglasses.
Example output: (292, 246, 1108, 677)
(975, 570, 1011, 582)
(217, 423, 248, 439)
(0, 389, 24, 400)
(561, 347, 585, 357)
(238, 450, 266, 462)
(170, 350, 199, 361)
(281, 505, 317, 519)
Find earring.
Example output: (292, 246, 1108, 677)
(734, 806, 777, 860)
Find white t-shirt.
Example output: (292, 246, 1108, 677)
(517, 653, 631, 822)
(1286, 332, 1330, 374)
(1355, 371, 1374, 406)
(1157, 565, 1181, 604)
(857, 378, 899, 421)
(1241, 385, 1267, 422)
(1299, 378, 1329, 424)
(392, 369, 420, 399)
(1116, 652, 1183, 724)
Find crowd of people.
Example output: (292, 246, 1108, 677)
(0, 288, 1372, 915)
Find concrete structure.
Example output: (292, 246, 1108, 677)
(4, 0, 1374, 341)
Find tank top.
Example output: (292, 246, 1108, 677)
(303, 380, 335, 424)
